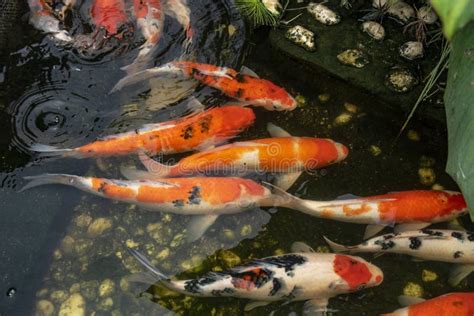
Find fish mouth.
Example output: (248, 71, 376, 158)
(335, 143, 349, 161)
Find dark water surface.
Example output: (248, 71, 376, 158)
(0, 1, 473, 315)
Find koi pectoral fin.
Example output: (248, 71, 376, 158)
(274, 172, 303, 192)
(303, 298, 335, 316)
(397, 295, 425, 307)
(394, 222, 430, 234)
(291, 241, 315, 253)
(448, 264, 474, 287)
(364, 224, 387, 239)
(244, 301, 271, 312)
(186, 214, 219, 242)
(266, 122, 292, 137)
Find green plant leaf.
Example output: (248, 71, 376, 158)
(431, 0, 474, 40)
(444, 21, 474, 220)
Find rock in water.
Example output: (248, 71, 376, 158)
(337, 49, 370, 68)
(286, 25, 317, 52)
(58, 294, 85, 316)
(307, 3, 341, 25)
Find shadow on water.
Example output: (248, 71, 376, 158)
(0, 2, 473, 316)
(0, 0, 246, 314)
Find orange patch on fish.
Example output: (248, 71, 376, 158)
(74, 106, 255, 157)
(376, 191, 467, 222)
(321, 209, 335, 218)
(333, 255, 372, 291)
(91, 179, 135, 199)
(407, 293, 474, 316)
(343, 204, 372, 217)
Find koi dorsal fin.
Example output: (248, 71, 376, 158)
(240, 66, 260, 78)
(397, 295, 425, 307)
(291, 241, 315, 253)
(267, 123, 292, 137)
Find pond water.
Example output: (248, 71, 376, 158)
(0, 0, 473, 315)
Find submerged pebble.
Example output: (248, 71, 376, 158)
(418, 6, 437, 24)
(431, 183, 444, 191)
(50, 290, 68, 304)
(240, 224, 252, 237)
(318, 93, 331, 102)
(99, 279, 115, 297)
(419, 156, 435, 168)
(337, 49, 370, 68)
(87, 218, 113, 237)
(36, 300, 55, 316)
(361, 21, 385, 40)
(385, 68, 418, 93)
(369, 145, 382, 156)
(217, 250, 241, 269)
(421, 269, 438, 282)
(58, 293, 85, 316)
(286, 25, 316, 52)
(399, 41, 424, 60)
(403, 282, 424, 297)
(334, 112, 353, 125)
(418, 168, 436, 186)
(97, 297, 114, 311)
(388, 1, 415, 24)
(407, 129, 421, 141)
(307, 3, 341, 25)
(344, 102, 358, 113)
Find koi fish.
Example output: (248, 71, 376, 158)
(91, 0, 129, 36)
(27, 0, 73, 42)
(164, 0, 193, 47)
(123, 0, 164, 73)
(382, 292, 474, 316)
(324, 229, 474, 286)
(280, 190, 467, 238)
(29, 105, 255, 158)
(20, 174, 274, 241)
(112, 62, 297, 111)
(128, 242, 383, 313)
(122, 123, 348, 191)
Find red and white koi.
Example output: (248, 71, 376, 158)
(281, 190, 467, 238)
(128, 242, 383, 313)
(124, 123, 348, 191)
(28, 105, 255, 158)
(382, 292, 474, 316)
(27, 0, 73, 42)
(113, 62, 297, 111)
(324, 229, 474, 286)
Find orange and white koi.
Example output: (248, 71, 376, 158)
(29, 105, 255, 158)
(125, 131, 348, 190)
(325, 229, 474, 286)
(21, 174, 273, 241)
(27, 0, 73, 42)
(128, 242, 383, 313)
(123, 0, 164, 73)
(281, 190, 467, 238)
(382, 292, 474, 316)
(113, 62, 297, 111)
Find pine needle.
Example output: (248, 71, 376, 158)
(396, 40, 451, 140)
(236, 0, 279, 26)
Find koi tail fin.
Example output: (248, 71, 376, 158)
(111, 63, 183, 93)
(323, 236, 353, 253)
(19, 174, 78, 192)
(262, 181, 329, 213)
(28, 143, 75, 158)
(127, 248, 169, 281)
